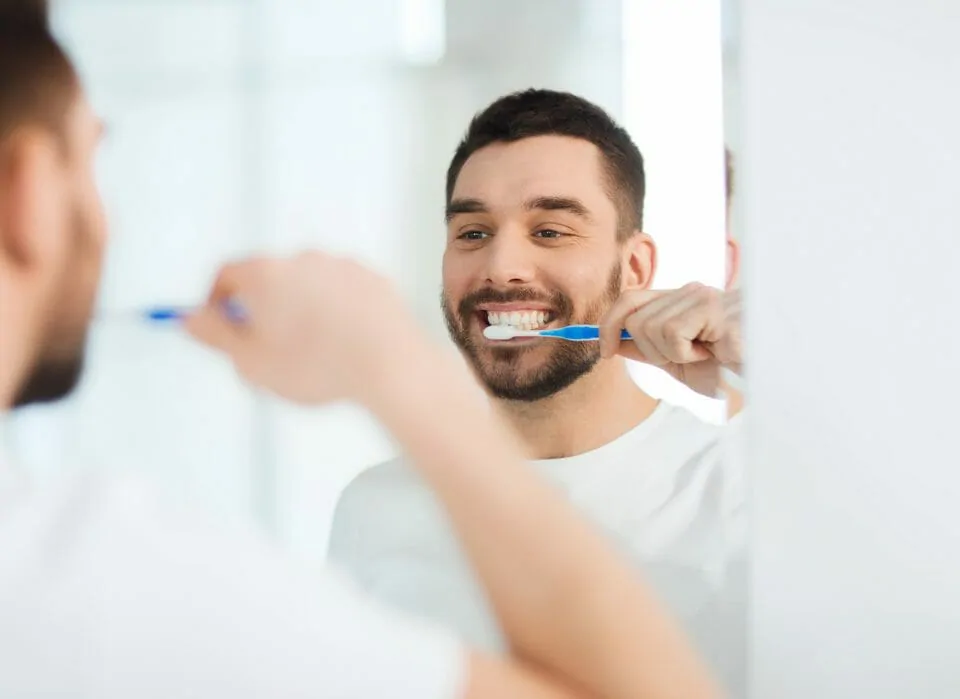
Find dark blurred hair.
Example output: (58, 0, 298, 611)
(446, 89, 646, 240)
(0, 0, 78, 142)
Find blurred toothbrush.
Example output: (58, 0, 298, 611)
(100, 300, 247, 324)
(483, 324, 631, 342)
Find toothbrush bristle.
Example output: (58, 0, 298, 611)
(483, 325, 521, 340)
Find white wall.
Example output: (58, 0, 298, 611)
(740, 0, 960, 696)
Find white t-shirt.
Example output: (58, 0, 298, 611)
(0, 455, 465, 698)
(329, 402, 746, 696)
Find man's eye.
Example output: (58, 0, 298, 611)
(460, 230, 488, 241)
(534, 229, 564, 239)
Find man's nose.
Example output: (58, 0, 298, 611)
(482, 231, 537, 286)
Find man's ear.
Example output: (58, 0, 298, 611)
(0, 130, 62, 270)
(725, 236, 741, 290)
(623, 231, 656, 289)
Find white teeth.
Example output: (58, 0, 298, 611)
(485, 310, 549, 330)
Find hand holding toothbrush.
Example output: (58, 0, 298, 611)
(184, 252, 429, 407)
(598, 283, 742, 399)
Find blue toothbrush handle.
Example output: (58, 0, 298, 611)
(540, 325, 632, 341)
(144, 299, 247, 323)
(144, 307, 190, 322)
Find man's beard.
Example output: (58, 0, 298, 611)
(13, 206, 98, 409)
(443, 263, 622, 402)
(13, 348, 86, 407)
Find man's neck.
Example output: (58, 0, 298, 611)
(494, 358, 659, 460)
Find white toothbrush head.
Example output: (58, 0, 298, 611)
(483, 325, 541, 340)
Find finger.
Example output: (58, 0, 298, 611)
(598, 288, 665, 358)
(203, 259, 270, 309)
(647, 284, 717, 364)
(694, 287, 734, 345)
(623, 314, 671, 365)
(705, 288, 742, 350)
(184, 299, 247, 356)
(608, 285, 699, 363)
(184, 260, 264, 354)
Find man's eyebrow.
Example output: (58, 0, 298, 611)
(445, 198, 488, 223)
(524, 196, 594, 221)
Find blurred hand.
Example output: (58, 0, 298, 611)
(598, 283, 741, 398)
(185, 251, 424, 406)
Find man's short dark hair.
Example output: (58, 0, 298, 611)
(0, 1, 78, 143)
(445, 89, 646, 239)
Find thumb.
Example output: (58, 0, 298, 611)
(184, 303, 246, 356)
(184, 261, 254, 356)
(598, 288, 663, 358)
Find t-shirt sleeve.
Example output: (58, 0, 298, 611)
(0, 473, 467, 699)
(327, 469, 372, 570)
(326, 465, 403, 592)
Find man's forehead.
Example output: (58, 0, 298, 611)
(452, 136, 612, 211)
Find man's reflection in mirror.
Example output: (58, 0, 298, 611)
(329, 90, 746, 694)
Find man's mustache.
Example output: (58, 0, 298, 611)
(458, 288, 572, 319)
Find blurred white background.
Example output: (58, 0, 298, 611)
(6, 0, 727, 559)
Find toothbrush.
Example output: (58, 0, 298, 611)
(483, 324, 632, 342)
(101, 300, 247, 324)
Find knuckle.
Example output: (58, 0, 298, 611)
(662, 316, 685, 337)
(695, 284, 715, 300)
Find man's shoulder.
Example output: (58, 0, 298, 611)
(1, 471, 467, 699)
(330, 455, 439, 552)
(637, 402, 735, 463)
(655, 401, 725, 433)
(649, 403, 746, 509)
(339, 455, 423, 504)
(655, 401, 744, 446)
